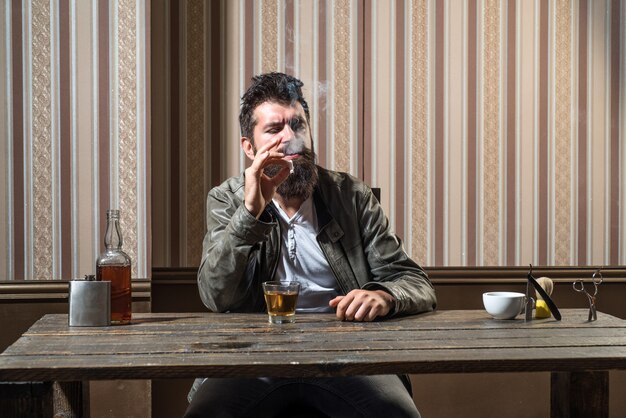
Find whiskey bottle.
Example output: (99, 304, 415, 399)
(96, 209, 132, 324)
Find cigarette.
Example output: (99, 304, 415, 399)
(288, 160, 294, 174)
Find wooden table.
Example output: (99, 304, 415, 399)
(1, 309, 625, 417)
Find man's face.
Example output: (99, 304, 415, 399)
(249, 101, 313, 157)
(244, 101, 318, 201)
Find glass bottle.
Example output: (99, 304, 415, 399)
(96, 209, 132, 324)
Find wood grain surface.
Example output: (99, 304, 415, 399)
(1, 309, 625, 382)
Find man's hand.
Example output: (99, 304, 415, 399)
(244, 136, 291, 218)
(329, 289, 395, 322)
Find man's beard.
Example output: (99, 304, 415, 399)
(263, 148, 318, 201)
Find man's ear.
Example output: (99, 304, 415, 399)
(241, 137, 255, 160)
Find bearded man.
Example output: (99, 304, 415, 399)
(185, 72, 436, 418)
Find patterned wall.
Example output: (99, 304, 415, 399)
(152, 0, 222, 267)
(363, 0, 623, 267)
(0, 0, 150, 280)
(157, 0, 625, 269)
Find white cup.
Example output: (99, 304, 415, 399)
(483, 291, 526, 320)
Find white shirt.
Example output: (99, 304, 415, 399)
(272, 196, 340, 312)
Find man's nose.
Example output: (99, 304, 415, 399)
(281, 124, 295, 141)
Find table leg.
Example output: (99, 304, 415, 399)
(551, 371, 608, 418)
(53, 381, 89, 418)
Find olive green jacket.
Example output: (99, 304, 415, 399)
(197, 166, 436, 316)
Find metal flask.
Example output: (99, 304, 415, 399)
(69, 275, 111, 327)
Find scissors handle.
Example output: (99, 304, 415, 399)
(592, 270, 603, 286)
(573, 280, 586, 293)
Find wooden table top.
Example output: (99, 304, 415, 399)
(1, 309, 626, 382)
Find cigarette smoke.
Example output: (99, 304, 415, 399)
(281, 135, 306, 156)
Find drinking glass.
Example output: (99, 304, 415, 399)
(262, 281, 300, 324)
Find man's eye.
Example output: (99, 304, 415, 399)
(289, 119, 303, 131)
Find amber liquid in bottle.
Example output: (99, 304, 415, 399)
(96, 210, 132, 325)
(97, 264, 131, 324)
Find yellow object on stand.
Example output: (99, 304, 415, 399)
(535, 299, 551, 318)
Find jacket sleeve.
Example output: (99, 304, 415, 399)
(357, 187, 437, 316)
(197, 187, 276, 312)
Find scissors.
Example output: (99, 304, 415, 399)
(573, 269, 603, 321)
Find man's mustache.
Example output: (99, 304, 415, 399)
(280, 136, 306, 156)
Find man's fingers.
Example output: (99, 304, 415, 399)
(269, 165, 291, 187)
(328, 296, 343, 308)
(255, 135, 283, 154)
(250, 150, 285, 172)
(345, 298, 373, 321)
(251, 133, 289, 161)
(365, 305, 382, 322)
(331, 290, 393, 322)
(353, 304, 376, 322)
(334, 293, 354, 320)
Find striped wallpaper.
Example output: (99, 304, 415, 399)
(364, 0, 624, 267)
(4, 1, 621, 280)
(151, 0, 625, 269)
(152, 0, 625, 269)
(0, 0, 150, 280)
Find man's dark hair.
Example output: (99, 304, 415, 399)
(239, 72, 311, 142)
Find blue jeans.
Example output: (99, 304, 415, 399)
(184, 375, 420, 418)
